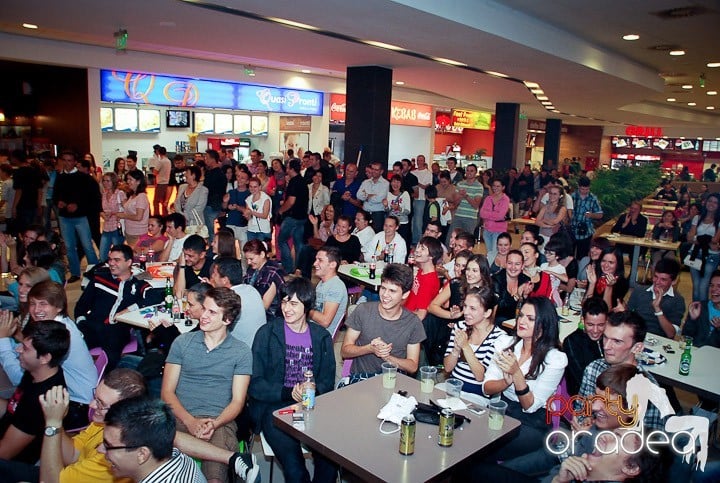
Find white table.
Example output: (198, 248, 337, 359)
(599, 233, 679, 288)
(115, 304, 198, 334)
(337, 262, 384, 292)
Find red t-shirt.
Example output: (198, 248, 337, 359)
(404, 270, 440, 313)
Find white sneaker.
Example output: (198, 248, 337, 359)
(232, 452, 260, 483)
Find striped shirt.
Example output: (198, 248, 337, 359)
(445, 325, 513, 387)
(454, 180, 484, 220)
(141, 448, 206, 483)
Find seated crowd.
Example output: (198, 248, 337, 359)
(0, 150, 717, 483)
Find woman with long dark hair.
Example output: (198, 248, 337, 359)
(585, 246, 628, 309)
(482, 296, 567, 459)
(492, 249, 531, 324)
(687, 192, 720, 301)
(118, 170, 149, 248)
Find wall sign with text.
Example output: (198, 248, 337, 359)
(329, 94, 433, 127)
(100, 70, 324, 116)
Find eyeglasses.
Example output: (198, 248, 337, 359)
(93, 388, 111, 411)
(102, 440, 141, 452)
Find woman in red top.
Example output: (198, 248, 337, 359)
(520, 242, 552, 300)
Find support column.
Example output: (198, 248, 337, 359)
(492, 103, 520, 171)
(344, 66, 392, 172)
(543, 118, 562, 169)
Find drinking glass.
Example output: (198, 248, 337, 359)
(420, 366, 437, 393)
(488, 400, 507, 430)
(381, 362, 398, 389)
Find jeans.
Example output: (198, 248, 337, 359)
(690, 253, 720, 301)
(483, 230, 501, 265)
(279, 217, 305, 273)
(59, 216, 99, 277)
(99, 229, 125, 263)
(0, 294, 18, 312)
(0, 459, 39, 482)
(412, 199, 425, 244)
(446, 216, 478, 245)
(204, 206, 220, 244)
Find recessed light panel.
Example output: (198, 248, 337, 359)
(623, 34, 640, 41)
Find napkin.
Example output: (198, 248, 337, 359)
(437, 397, 468, 411)
(637, 348, 667, 366)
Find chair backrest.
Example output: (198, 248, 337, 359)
(550, 376, 572, 429)
(94, 349, 109, 383)
(341, 359, 353, 378)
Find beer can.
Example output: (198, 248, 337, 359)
(399, 414, 416, 455)
(438, 408, 454, 447)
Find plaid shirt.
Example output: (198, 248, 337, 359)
(571, 191, 602, 240)
(243, 260, 286, 317)
(579, 359, 664, 431)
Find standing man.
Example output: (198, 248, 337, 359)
(446, 157, 463, 185)
(447, 163, 483, 244)
(411, 155, 432, 245)
(562, 297, 608, 395)
(169, 155, 187, 202)
(126, 152, 138, 172)
(76, 244, 154, 370)
(247, 149, 262, 176)
(162, 287, 252, 483)
(203, 149, 226, 244)
(570, 176, 603, 258)
(149, 146, 172, 216)
(308, 246, 348, 336)
(331, 162, 362, 217)
(357, 161, 390, 232)
(624, 258, 685, 339)
(278, 159, 309, 274)
(341, 264, 426, 377)
(52, 150, 100, 283)
(303, 151, 336, 187)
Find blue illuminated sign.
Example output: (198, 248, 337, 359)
(100, 70, 324, 116)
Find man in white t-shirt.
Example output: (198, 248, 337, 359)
(309, 246, 348, 337)
(160, 213, 190, 263)
(411, 154, 433, 245)
(148, 146, 172, 216)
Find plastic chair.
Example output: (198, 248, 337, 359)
(550, 377, 572, 429)
(67, 349, 108, 434)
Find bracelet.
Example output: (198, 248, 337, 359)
(515, 385, 530, 396)
(654, 310, 664, 316)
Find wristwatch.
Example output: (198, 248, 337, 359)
(44, 426, 61, 437)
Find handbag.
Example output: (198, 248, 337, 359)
(186, 209, 209, 239)
(683, 254, 703, 271)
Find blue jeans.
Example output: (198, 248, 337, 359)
(59, 216, 99, 277)
(690, 253, 720, 301)
(203, 206, 220, 244)
(247, 230, 271, 242)
(483, 230, 501, 265)
(99, 229, 125, 263)
(412, 199, 426, 244)
(279, 217, 305, 273)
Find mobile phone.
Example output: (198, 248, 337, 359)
(467, 405, 486, 416)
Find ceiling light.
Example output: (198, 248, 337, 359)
(0, 112, 4, 122)
(268, 17, 318, 31)
(433, 57, 467, 67)
(364, 40, 405, 51)
(682, 84, 693, 89)
(486, 71, 508, 78)
(541, 101, 552, 105)
(708, 91, 718, 95)
(395, 81, 405, 85)
(545, 106, 555, 110)
(667, 98, 676, 102)
(669, 50, 686, 56)
(688, 102, 697, 106)
(707, 62, 720, 68)
(536, 95, 549, 101)
(698, 137, 704, 140)
(523, 81, 540, 89)
(530, 89, 544, 95)
(300, 69, 311, 74)
(707, 106, 716, 110)
(551, 109, 560, 113)
(22, 23, 38, 29)
(623, 34, 640, 41)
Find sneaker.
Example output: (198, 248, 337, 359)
(67, 275, 81, 283)
(232, 452, 260, 483)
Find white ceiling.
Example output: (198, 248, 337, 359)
(1, 0, 719, 132)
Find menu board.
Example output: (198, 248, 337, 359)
(703, 140, 720, 152)
(100, 107, 114, 132)
(138, 110, 161, 133)
(251, 115, 268, 136)
(114, 108, 138, 132)
(234, 115, 251, 135)
(194, 112, 214, 134)
(215, 113, 233, 134)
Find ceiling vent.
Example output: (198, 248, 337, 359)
(651, 5, 712, 19)
(647, 44, 682, 51)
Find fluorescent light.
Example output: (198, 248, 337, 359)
(670, 50, 686, 56)
(301, 69, 311, 74)
(707, 106, 716, 110)
(433, 57, 467, 67)
(666, 98, 676, 102)
(688, 102, 697, 106)
(523, 81, 540, 89)
(707, 62, 720, 68)
(536, 95, 549, 101)
(364, 40, 405, 51)
(395, 81, 405, 85)
(22, 23, 38, 29)
(530, 89, 544, 95)
(623, 34, 639, 41)
(486, 71, 508, 78)
(541, 101, 552, 105)
(267, 17, 319, 31)
(682, 84, 693, 89)
(708, 91, 718, 95)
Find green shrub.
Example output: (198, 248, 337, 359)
(590, 164, 662, 221)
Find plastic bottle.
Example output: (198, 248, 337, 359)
(302, 369, 316, 411)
